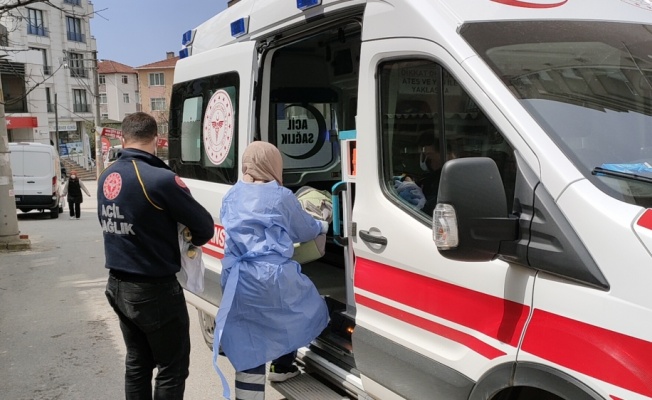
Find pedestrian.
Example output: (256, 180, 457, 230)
(214, 141, 329, 400)
(98, 112, 214, 400)
(61, 170, 90, 219)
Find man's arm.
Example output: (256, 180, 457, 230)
(162, 175, 214, 246)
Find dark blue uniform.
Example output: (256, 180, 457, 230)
(99, 147, 213, 399)
(98, 148, 213, 277)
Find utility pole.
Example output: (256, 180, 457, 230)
(54, 93, 59, 151)
(0, 83, 30, 250)
(92, 50, 103, 179)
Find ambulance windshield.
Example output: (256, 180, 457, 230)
(462, 20, 652, 207)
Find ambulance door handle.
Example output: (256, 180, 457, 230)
(27, 181, 35, 183)
(359, 230, 387, 246)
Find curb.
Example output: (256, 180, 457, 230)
(0, 237, 32, 251)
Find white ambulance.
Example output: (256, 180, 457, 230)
(169, 0, 652, 398)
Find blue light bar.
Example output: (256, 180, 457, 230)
(179, 48, 190, 59)
(230, 17, 249, 38)
(297, 0, 321, 10)
(181, 30, 194, 46)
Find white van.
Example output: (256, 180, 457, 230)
(169, 0, 652, 399)
(9, 142, 62, 219)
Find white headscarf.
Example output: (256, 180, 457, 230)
(241, 142, 283, 184)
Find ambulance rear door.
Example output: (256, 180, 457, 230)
(170, 40, 259, 310)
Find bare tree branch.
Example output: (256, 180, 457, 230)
(0, 0, 54, 13)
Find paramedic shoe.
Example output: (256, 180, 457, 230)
(268, 364, 300, 382)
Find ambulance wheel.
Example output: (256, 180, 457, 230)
(197, 310, 215, 350)
(50, 206, 59, 219)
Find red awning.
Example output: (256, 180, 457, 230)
(6, 116, 38, 129)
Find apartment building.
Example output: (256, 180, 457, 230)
(135, 52, 178, 136)
(0, 0, 97, 168)
(98, 60, 139, 123)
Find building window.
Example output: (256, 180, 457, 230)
(68, 52, 87, 78)
(46, 87, 54, 113)
(150, 97, 166, 111)
(122, 75, 128, 84)
(73, 89, 89, 112)
(66, 16, 84, 42)
(123, 93, 130, 103)
(99, 93, 107, 104)
(27, 8, 48, 36)
(0, 24, 8, 46)
(149, 72, 165, 86)
(99, 74, 105, 85)
(64, 0, 82, 6)
(158, 123, 169, 135)
(29, 47, 50, 75)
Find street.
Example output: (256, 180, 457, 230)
(0, 180, 284, 400)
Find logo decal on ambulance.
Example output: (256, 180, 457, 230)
(203, 89, 235, 166)
(103, 172, 122, 200)
(620, 0, 652, 11)
(491, 0, 568, 7)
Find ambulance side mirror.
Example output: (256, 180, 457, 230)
(434, 157, 518, 262)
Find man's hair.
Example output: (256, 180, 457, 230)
(122, 112, 158, 143)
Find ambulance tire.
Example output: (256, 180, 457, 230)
(50, 205, 59, 219)
(197, 309, 215, 350)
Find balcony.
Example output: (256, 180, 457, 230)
(73, 104, 90, 113)
(67, 31, 85, 43)
(27, 25, 48, 37)
(64, 0, 81, 5)
(69, 67, 88, 78)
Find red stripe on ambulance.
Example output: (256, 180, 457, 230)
(202, 224, 226, 259)
(355, 258, 652, 397)
(355, 294, 506, 360)
(355, 258, 529, 347)
(522, 309, 652, 398)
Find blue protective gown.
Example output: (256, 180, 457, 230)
(216, 180, 329, 373)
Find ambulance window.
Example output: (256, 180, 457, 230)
(379, 59, 516, 220)
(169, 72, 239, 184)
(181, 96, 202, 162)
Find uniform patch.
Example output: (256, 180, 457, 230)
(175, 175, 187, 189)
(103, 172, 122, 200)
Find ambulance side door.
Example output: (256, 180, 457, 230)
(350, 38, 537, 399)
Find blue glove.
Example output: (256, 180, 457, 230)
(393, 177, 426, 209)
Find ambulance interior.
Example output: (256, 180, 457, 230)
(260, 19, 362, 369)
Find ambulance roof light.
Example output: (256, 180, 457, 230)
(297, 0, 321, 10)
(179, 48, 190, 59)
(181, 30, 194, 46)
(231, 17, 249, 38)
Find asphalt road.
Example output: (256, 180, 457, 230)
(0, 180, 284, 400)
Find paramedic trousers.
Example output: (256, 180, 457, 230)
(105, 273, 190, 400)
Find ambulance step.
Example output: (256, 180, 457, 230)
(271, 372, 349, 400)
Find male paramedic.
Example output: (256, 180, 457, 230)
(98, 112, 214, 399)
